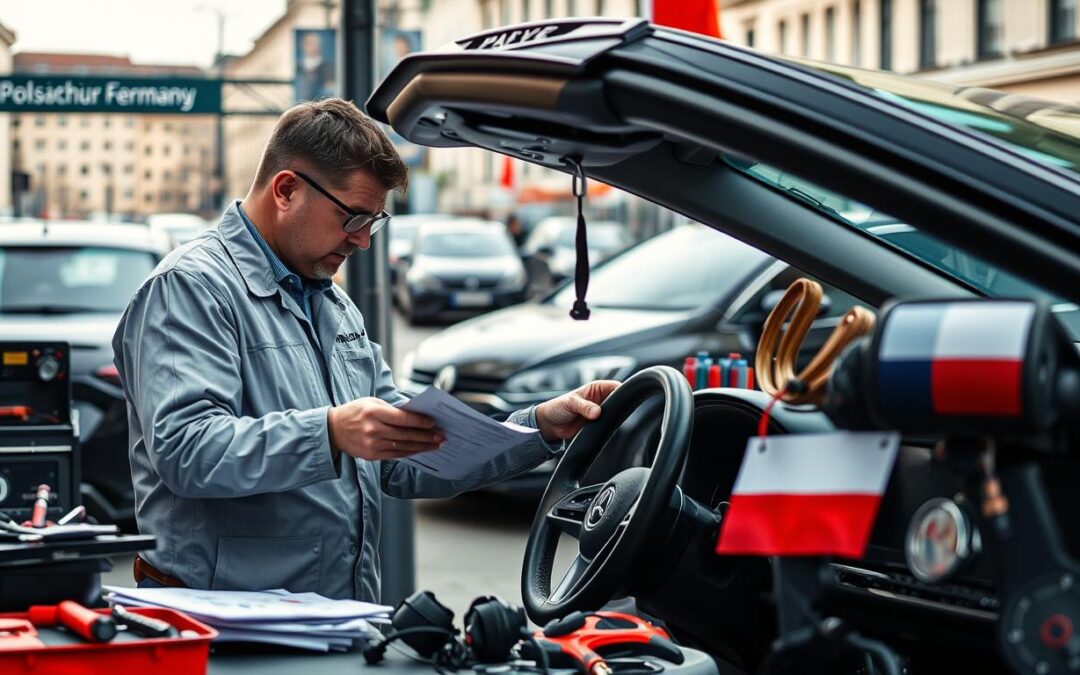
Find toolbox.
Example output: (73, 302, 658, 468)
(0, 605, 216, 674)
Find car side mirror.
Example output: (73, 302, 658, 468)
(759, 289, 832, 317)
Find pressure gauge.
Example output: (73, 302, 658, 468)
(36, 353, 61, 382)
(906, 497, 981, 583)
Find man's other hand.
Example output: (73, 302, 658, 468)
(535, 380, 621, 444)
(328, 398, 445, 461)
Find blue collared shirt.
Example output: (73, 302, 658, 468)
(237, 202, 331, 322)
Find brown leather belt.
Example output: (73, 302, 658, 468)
(133, 554, 187, 587)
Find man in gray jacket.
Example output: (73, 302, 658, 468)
(113, 98, 617, 602)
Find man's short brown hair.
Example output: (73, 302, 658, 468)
(253, 98, 408, 193)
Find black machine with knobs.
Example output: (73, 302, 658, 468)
(0, 341, 80, 523)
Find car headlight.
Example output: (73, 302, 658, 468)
(498, 267, 527, 290)
(502, 356, 636, 395)
(407, 268, 443, 291)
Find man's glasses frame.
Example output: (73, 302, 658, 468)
(294, 170, 391, 235)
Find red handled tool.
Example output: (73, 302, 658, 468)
(30, 484, 50, 528)
(29, 601, 117, 643)
(526, 611, 684, 675)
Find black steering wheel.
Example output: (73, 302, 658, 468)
(521, 365, 694, 624)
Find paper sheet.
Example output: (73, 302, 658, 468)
(103, 586, 390, 622)
(395, 386, 539, 479)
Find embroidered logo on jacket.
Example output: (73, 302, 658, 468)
(335, 330, 366, 344)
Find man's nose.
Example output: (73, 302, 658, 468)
(347, 227, 371, 251)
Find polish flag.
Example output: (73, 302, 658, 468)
(652, 0, 722, 39)
(716, 432, 899, 558)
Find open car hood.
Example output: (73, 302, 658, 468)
(369, 19, 1080, 305)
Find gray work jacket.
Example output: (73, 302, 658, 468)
(112, 203, 559, 601)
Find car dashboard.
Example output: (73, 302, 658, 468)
(631, 389, 1080, 672)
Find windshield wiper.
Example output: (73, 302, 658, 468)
(0, 305, 105, 315)
(785, 186, 842, 218)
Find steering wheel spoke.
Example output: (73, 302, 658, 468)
(547, 484, 606, 539)
(548, 554, 593, 604)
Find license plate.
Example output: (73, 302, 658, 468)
(452, 291, 492, 307)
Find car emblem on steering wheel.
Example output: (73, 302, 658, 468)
(585, 486, 616, 530)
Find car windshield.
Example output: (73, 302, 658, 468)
(555, 222, 628, 249)
(551, 224, 769, 311)
(417, 231, 514, 258)
(0, 246, 158, 313)
(794, 58, 1080, 175)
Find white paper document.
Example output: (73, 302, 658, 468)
(394, 386, 539, 479)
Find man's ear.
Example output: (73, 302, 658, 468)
(270, 170, 300, 212)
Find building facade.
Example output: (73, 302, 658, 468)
(8, 53, 216, 220)
(720, 0, 1080, 105)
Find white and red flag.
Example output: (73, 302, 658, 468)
(715, 432, 900, 559)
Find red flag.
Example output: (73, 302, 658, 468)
(499, 155, 515, 190)
(652, 0, 722, 39)
(716, 433, 898, 559)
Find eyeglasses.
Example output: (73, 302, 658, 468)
(293, 170, 392, 235)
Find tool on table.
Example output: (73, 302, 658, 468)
(56, 505, 86, 526)
(30, 484, 51, 528)
(111, 604, 180, 638)
(0, 619, 45, 651)
(525, 611, 684, 675)
(29, 600, 117, 643)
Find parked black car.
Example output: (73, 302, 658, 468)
(398, 223, 858, 493)
(0, 222, 172, 526)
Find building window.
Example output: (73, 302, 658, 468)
(81, 117, 90, 128)
(57, 164, 67, 175)
(126, 141, 135, 152)
(81, 165, 90, 176)
(145, 146, 152, 156)
(101, 163, 111, 175)
(880, 0, 892, 70)
(35, 139, 46, 151)
(162, 192, 172, 203)
(779, 19, 788, 53)
(124, 164, 134, 175)
(126, 116, 136, 128)
(58, 115, 67, 127)
(545, 0, 553, 18)
(852, 0, 862, 66)
(1050, 0, 1078, 44)
(81, 141, 91, 151)
(919, 0, 937, 68)
(568, 0, 577, 16)
(501, 0, 510, 24)
(35, 114, 45, 127)
(144, 169, 153, 180)
(522, 0, 531, 20)
(163, 169, 172, 181)
(11, 115, 20, 127)
(977, 0, 1004, 58)
(103, 118, 111, 128)
(104, 141, 113, 151)
(145, 193, 154, 204)
(825, 7, 836, 61)
(80, 190, 89, 201)
(746, 23, 756, 48)
(163, 145, 171, 157)
(58, 140, 67, 151)
(800, 13, 811, 57)
(11, 140, 18, 150)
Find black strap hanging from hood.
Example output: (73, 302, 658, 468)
(565, 158, 590, 321)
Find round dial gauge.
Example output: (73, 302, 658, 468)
(36, 354, 61, 382)
(906, 497, 980, 583)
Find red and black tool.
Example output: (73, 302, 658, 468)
(29, 601, 117, 643)
(525, 611, 684, 675)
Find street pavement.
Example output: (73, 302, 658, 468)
(103, 308, 574, 620)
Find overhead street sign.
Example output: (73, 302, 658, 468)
(0, 75, 222, 114)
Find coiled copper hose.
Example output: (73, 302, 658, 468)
(754, 278, 877, 405)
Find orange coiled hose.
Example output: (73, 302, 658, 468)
(754, 278, 877, 405)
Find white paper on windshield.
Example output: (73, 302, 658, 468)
(394, 386, 539, 479)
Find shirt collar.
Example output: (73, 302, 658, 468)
(237, 201, 332, 297)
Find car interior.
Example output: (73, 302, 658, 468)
(370, 18, 1080, 675)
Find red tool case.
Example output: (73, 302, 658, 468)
(0, 606, 216, 674)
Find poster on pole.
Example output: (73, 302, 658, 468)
(379, 29, 425, 168)
(295, 29, 337, 102)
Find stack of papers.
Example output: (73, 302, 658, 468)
(104, 586, 391, 652)
(395, 386, 540, 478)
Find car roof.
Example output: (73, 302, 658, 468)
(0, 221, 174, 254)
(415, 218, 505, 235)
